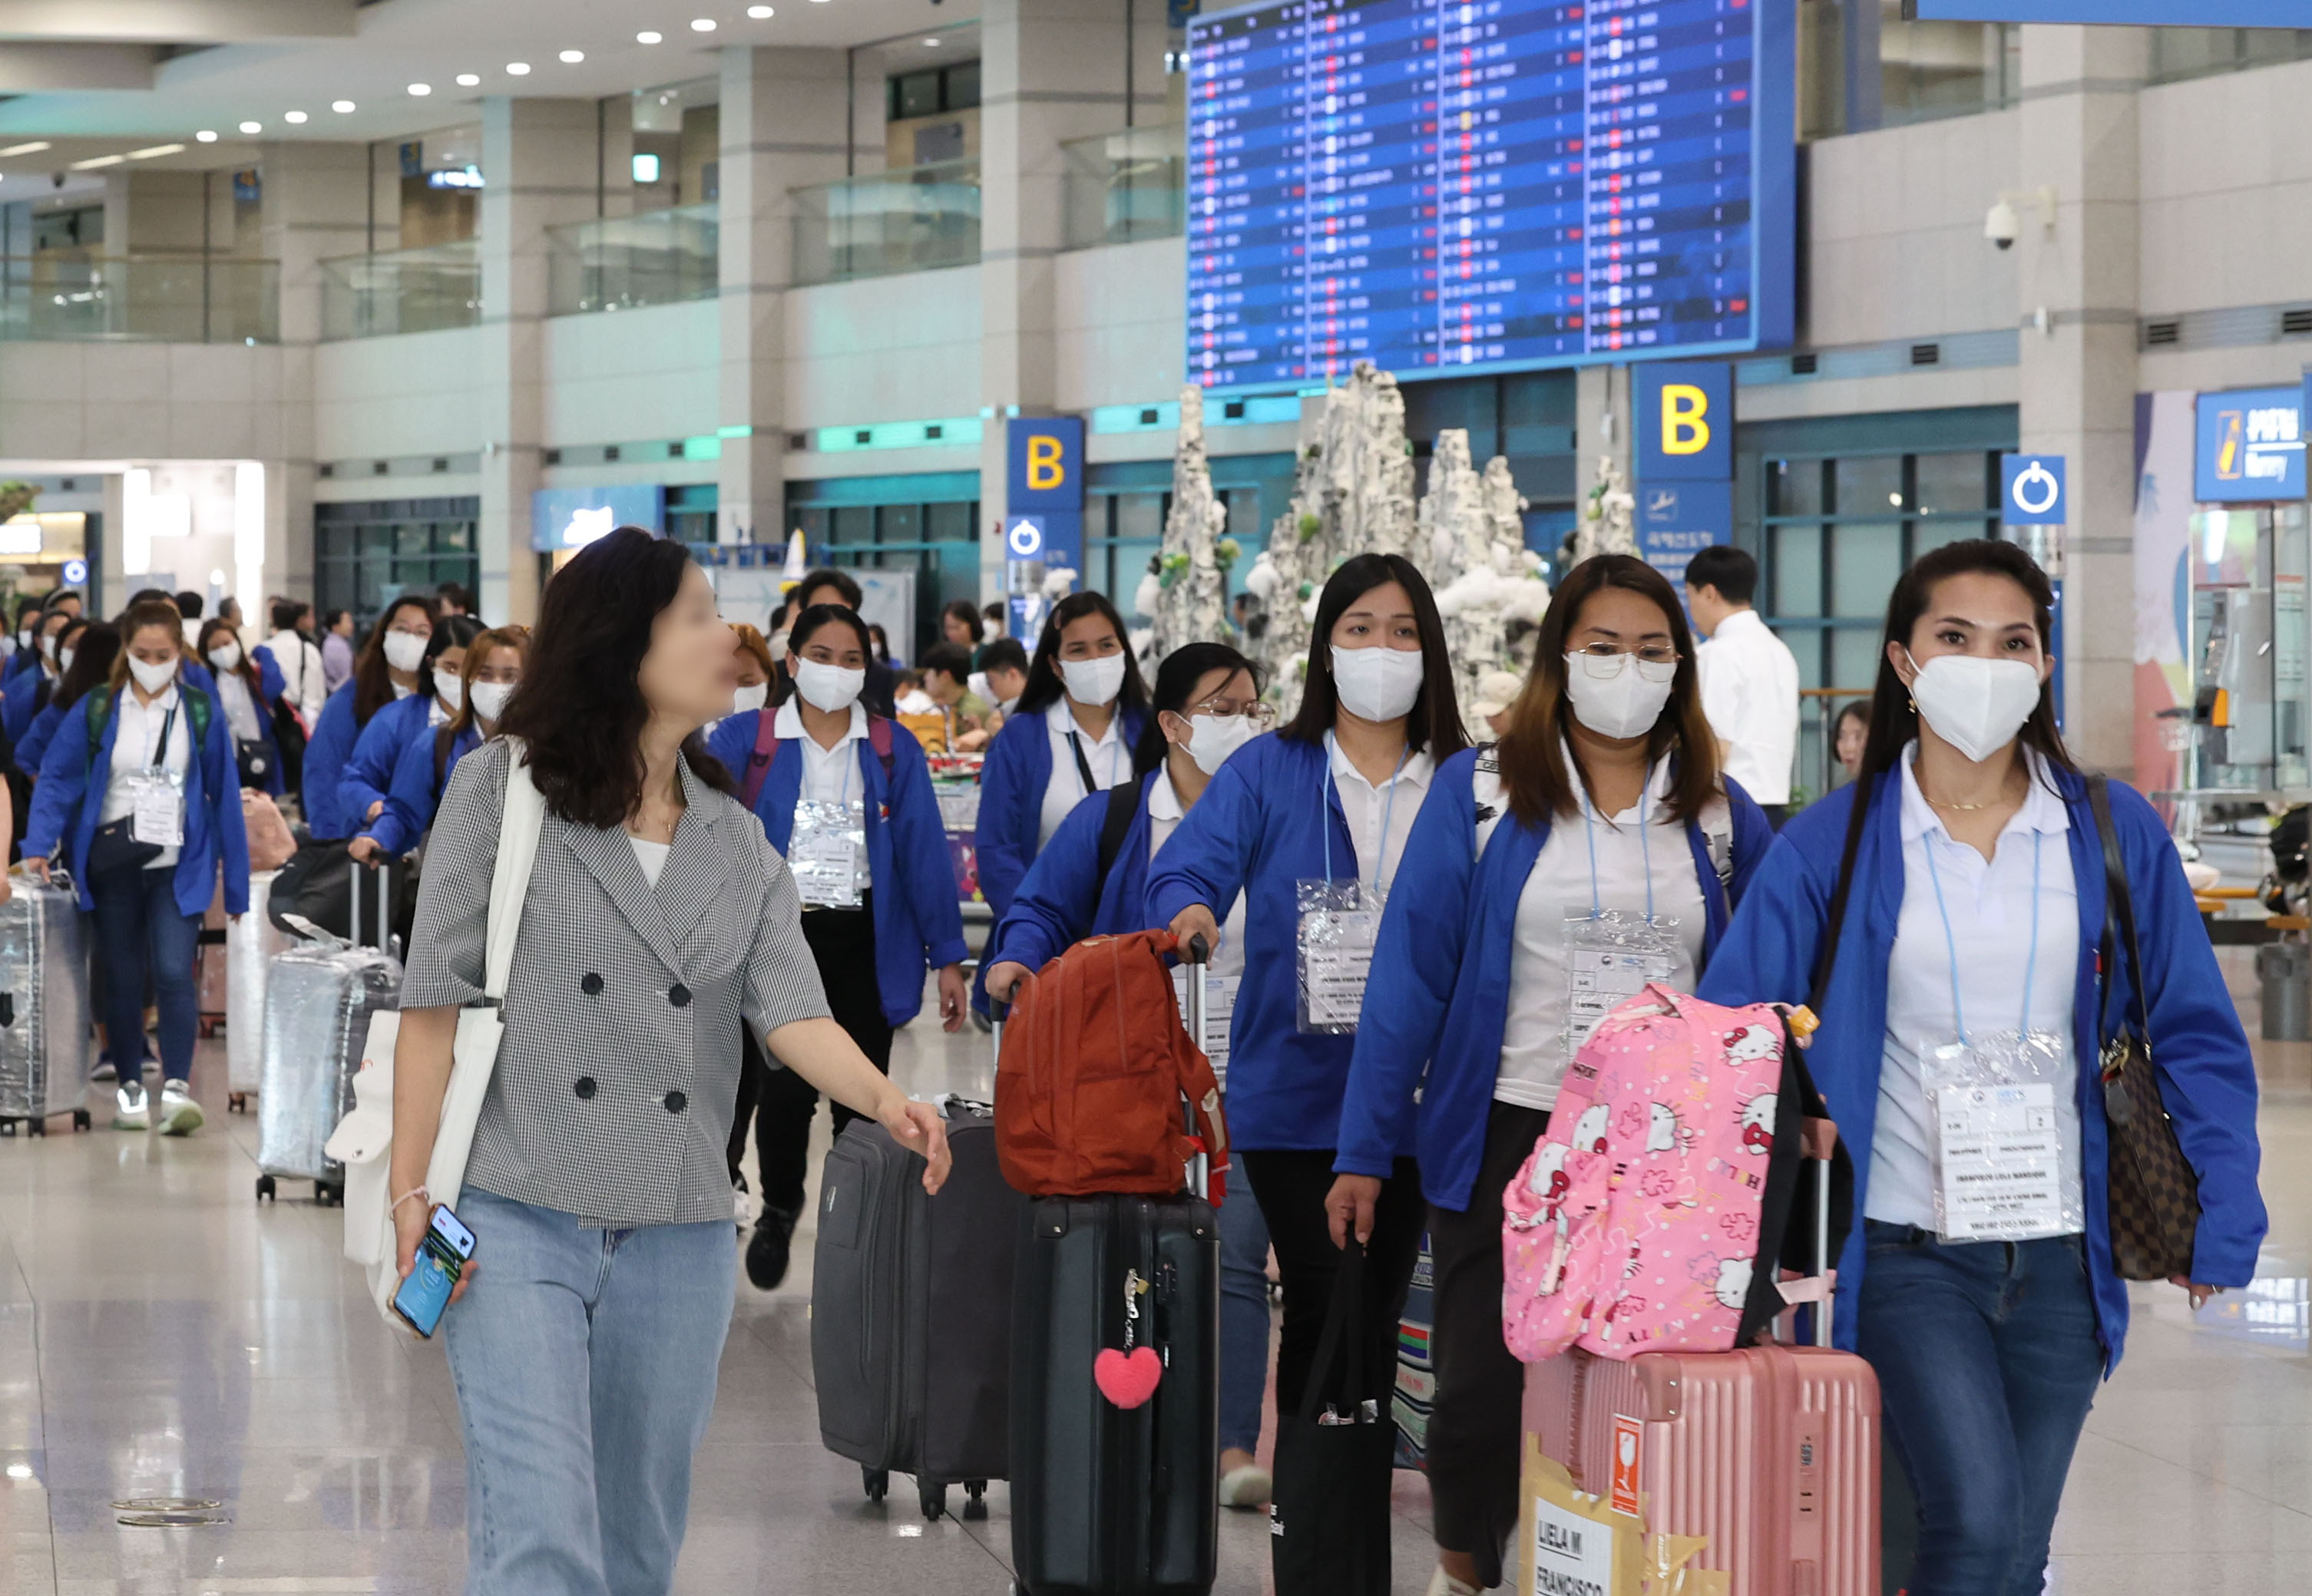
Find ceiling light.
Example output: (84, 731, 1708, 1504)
(283, 111, 307, 124)
(332, 100, 355, 113)
(559, 49, 585, 64)
(128, 144, 184, 160)
(0, 141, 49, 157)
(408, 83, 432, 96)
(748, 4, 774, 15)
(238, 120, 263, 134)
(691, 18, 717, 31)
(507, 61, 531, 75)
(924, 36, 941, 45)
(455, 73, 481, 86)
(637, 30, 663, 44)
(69, 154, 124, 170)
(195, 130, 218, 143)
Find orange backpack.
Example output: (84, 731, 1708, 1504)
(995, 929, 1229, 1198)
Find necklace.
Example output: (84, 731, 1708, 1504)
(1919, 775, 2021, 811)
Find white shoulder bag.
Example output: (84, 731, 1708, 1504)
(327, 741, 548, 1322)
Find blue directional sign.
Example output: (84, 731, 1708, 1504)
(60, 558, 88, 586)
(1999, 454, 2066, 525)
(1910, 2, 2303, 24)
(2195, 386, 2306, 504)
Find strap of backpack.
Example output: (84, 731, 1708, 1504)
(867, 714, 895, 781)
(184, 688, 209, 748)
(1095, 772, 1146, 883)
(1807, 770, 1874, 1015)
(739, 709, 779, 809)
(84, 687, 111, 747)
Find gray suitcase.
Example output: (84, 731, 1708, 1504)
(226, 871, 291, 1112)
(256, 865, 399, 1203)
(0, 875, 94, 1136)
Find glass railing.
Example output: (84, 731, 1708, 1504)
(0, 255, 277, 343)
(319, 240, 481, 340)
(547, 203, 719, 316)
(791, 160, 980, 286)
(1796, 0, 2019, 140)
(1061, 125, 1186, 249)
(2148, 27, 2312, 86)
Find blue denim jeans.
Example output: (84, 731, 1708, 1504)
(442, 1188, 739, 1596)
(1856, 1221, 2103, 1596)
(1218, 1157, 1274, 1456)
(88, 864, 199, 1085)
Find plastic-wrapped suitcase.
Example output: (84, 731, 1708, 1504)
(1007, 948, 1221, 1596)
(226, 871, 290, 1112)
(256, 865, 399, 1204)
(1519, 1157, 1880, 1596)
(0, 874, 93, 1136)
(809, 1098, 1025, 1519)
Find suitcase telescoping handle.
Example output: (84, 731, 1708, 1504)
(1183, 932, 1210, 1203)
(349, 854, 390, 953)
(1802, 1115, 1838, 1349)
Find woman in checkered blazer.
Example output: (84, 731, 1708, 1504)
(389, 527, 952, 1595)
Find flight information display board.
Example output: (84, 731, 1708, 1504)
(1186, 0, 1794, 391)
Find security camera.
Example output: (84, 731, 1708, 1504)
(1984, 198, 2019, 250)
(49, 171, 64, 190)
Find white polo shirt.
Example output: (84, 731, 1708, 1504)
(1695, 608, 1800, 805)
(1325, 732, 1435, 899)
(1039, 699, 1132, 848)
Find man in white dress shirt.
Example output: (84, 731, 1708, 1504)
(1686, 545, 1800, 826)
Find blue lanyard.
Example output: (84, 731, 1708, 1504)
(1923, 826, 2040, 1047)
(1577, 763, 1659, 922)
(1321, 732, 1410, 896)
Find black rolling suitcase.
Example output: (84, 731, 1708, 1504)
(1007, 947, 1222, 1596)
(809, 1097, 1025, 1518)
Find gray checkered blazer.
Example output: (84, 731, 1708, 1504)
(402, 738, 831, 1228)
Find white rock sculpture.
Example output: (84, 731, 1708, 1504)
(1145, 385, 1235, 661)
(1422, 430, 1550, 739)
(1571, 453, 1639, 563)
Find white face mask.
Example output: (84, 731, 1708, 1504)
(1906, 650, 2043, 763)
(1330, 644, 1425, 723)
(730, 682, 770, 716)
(469, 680, 515, 724)
(1561, 652, 1678, 741)
(1175, 711, 1258, 776)
(58, 646, 74, 674)
(208, 643, 242, 672)
(39, 633, 58, 661)
(794, 659, 867, 715)
(127, 656, 176, 695)
(434, 667, 464, 711)
(1060, 653, 1127, 708)
(766, 629, 791, 662)
(382, 629, 428, 673)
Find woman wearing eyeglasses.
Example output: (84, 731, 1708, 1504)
(983, 639, 1278, 1508)
(1327, 553, 1774, 1596)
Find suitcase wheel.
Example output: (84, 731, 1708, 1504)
(0, 1119, 15, 1138)
(861, 1467, 887, 1505)
(918, 1482, 946, 1521)
(25, 1116, 42, 1138)
(256, 1175, 276, 1202)
(962, 1479, 987, 1519)
(227, 1092, 247, 1115)
(199, 1018, 221, 1039)
(71, 1109, 90, 1132)
(315, 1181, 342, 1208)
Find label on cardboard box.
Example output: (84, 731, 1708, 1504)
(1531, 1492, 1616, 1596)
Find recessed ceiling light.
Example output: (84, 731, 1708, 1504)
(68, 154, 124, 170)
(924, 36, 941, 45)
(408, 83, 432, 96)
(690, 17, 717, 31)
(559, 49, 585, 64)
(748, 4, 774, 15)
(128, 144, 184, 160)
(332, 100, 356, 113)
(637, 30, 663, 44)
(0, 141, 50, 156)
(283, 111, 308, 124)
(195, 130, 218, 143)
(455, 73, 481, 86)
(239, 120, 263, 134)
(507, 61, 531, 75)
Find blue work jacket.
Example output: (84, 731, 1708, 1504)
(1695, 763, 2267, 1374)
(987, 771, 1162, 974)
(2, 668, 52, 742)
(302, 682, 378, 840)
(1335, 747, 1773, 1210)
(974, 701, 1149, 924)
(707, 709, 970, 1029)
(26, 682, 251, 918)
(339, 693, 440, 838)
(360, 722, 480, 857)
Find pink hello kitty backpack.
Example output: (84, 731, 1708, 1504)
(1502, 984, 1851, 1362)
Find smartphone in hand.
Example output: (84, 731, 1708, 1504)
(392, 1204, 476, 1338)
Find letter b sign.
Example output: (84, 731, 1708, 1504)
(1636, 363, 1732, 483)
(1008, 417, 1085, 511)
(1026, 435, 1066, 491)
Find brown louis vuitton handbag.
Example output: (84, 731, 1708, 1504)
(2087, 776, 2201, 1280)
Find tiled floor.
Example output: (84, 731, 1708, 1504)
(1, 948, 2306, 1594)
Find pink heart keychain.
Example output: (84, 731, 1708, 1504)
(1093, 1346, 1163, 1409)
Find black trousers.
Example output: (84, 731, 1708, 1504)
(726, 901, 892, 1217)
(1425, 1102, 1550, 1588)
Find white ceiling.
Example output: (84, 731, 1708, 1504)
(0, 0, 986, 181)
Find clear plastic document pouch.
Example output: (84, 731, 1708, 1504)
(1920, 1030, 2082, 1243)
(789, 797, 865, 910)
(1562, 909, 1681, 1056)
(1173, 967, 1241, 1087)
(126, 770, 185, 848)
(1295, 878, 1378, 1035)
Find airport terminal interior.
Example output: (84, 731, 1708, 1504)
(0, 0, 2306, 1591)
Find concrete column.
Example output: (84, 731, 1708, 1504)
(476, 97, 597, 624)
(977, 0, 1138, 593)
(2014, 25, 2145, 773)
(1575, 364, 1633, 512)
(598, 96, 637, 221)
(716, 46, 848, 547)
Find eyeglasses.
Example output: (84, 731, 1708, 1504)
(1572, 642, 1680, 677)
(1189, 698, 1277, 725)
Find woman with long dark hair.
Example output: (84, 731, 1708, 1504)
(1698, 538, 2264, 1596)
(349, 626, 528, 864)
(303, 593, 438, 839)
(198, 616, 286, 795)
(391, 527, 949, 1593)
(984, 639, 1280, 1506)
(706, 602, 968, 1290)
(973, 590, 1151, 930)
(1146, 552, 1467, 1588)
(1330, 553, 1774, 1595)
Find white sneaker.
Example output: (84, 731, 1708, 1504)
(1424, 1567, 1483, 1596)
(114, 1081, 149, 1131)
(157, 1079, 203, 1137)
(1219, 1461, 1273, 1511)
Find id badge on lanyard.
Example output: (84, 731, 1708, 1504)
(1293, 735, 1409, 1036)
(1917, 829, 2082, 1242)
(789, 749, 865, 910)
(1560, 775, 1680, 1055)
(128, 705, 185, 847)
